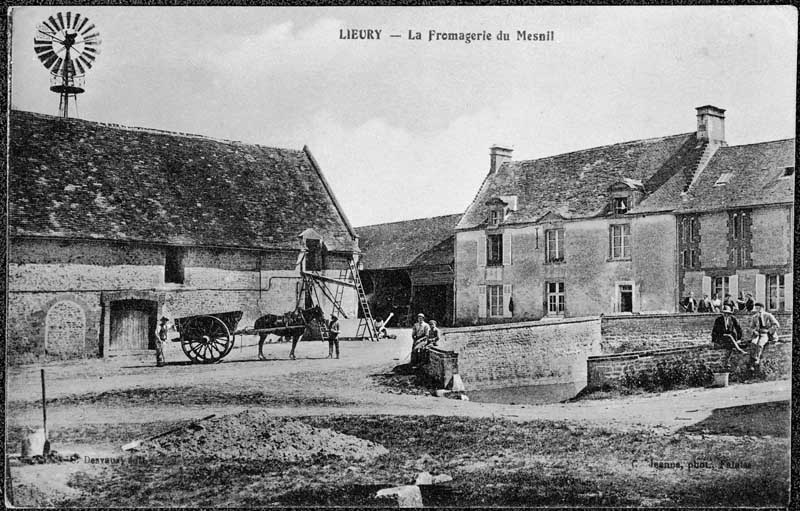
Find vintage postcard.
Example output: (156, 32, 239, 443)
(5, 5, 795, 507)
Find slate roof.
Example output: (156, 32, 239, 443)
(457, 133, 703, 229)
(673, 139, 795, 213)
(356, 214, 462, 269)
(9, 110, 357, 251)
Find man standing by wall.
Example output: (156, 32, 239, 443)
(410, 313, 430, 366)
(749, 302, 779, 367)
(155, 316, 170, 367)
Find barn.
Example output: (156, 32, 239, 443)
(8, 110, 359, 363)
(357, 214, 462, 327)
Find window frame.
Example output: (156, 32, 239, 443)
(712, 276, 730, 301)
(486, 233, 504, 266)
(766, 273, 785, 312)
(164, 246, 186, 284)
(609, 223, 631, 260)
(545, 228, 565, 263)
(546, 281, 565, 315)
(613, 196, 629, 215)
(487, 285, 504, 317)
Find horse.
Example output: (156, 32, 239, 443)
(255, 305, 326, 360)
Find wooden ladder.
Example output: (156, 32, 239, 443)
(350, 259, 378, 342)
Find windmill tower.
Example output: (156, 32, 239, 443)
(34, 12, 101, 118)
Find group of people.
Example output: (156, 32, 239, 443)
(682, 291, 755, 313)
(711, 301, 780, 368)
(410, 313, 442, 366)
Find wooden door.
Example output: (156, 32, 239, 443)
(110, 301, 155, 350)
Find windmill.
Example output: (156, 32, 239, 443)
(34, 12, 101, 118)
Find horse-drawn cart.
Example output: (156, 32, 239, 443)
(171, 307, 322, 364)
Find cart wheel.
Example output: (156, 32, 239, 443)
(180, 315, 232, 364)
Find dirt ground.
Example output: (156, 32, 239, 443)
(6, 328, 791, 507)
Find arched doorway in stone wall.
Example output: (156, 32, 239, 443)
(109, 299, 158, 352)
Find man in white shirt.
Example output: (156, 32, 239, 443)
(749, 302, 779, 366)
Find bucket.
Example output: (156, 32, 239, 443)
(712, 372, 729, 387)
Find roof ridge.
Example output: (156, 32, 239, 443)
(718, 138, 796, 149)
(357, 213, 463, 229)
(508, 132, 695, 164)
(11, 109, 303, 152)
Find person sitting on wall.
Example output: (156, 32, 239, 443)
(710, 294, 722, 313)
(681, 291, 698, 313)
(749, 302, 780, 367)
(739, 292, 755, 312)
(722, 294, 739, 313)
(698, 294, 713, 313)
(711, 306, 746, 356)
(427, 320, 441, 347)
(410, 313, 430, 366)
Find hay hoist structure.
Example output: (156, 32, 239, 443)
(34, 11, 101, 118)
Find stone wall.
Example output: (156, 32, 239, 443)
(8, 238, 357, 364)
(600, 312, 793, 353)
(424, 348, 459, 389)
(587, 340, 792, 390)
(439, 317, 602, 391)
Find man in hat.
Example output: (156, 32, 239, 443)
(410, 313, 430, 366)
(155, 316, 170, 367)
(711, 306, 745, 354)
(749, 302, 780, 366)
(327, 314, 341, 359)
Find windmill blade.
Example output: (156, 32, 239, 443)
(52, 57, 64, 75)
(56, 13, 65, 31)
(81, 23, 95, 36)
(83, 46, 98, 54)
(34, 40, 55, 51)
(72, 13, 82, 30)
(74, 58, 86, 75)
(40, 20, 57, 34)
(35, 46, 55, 58)
(48, 16, 59, 32)
(83, 32, 101, 42)
(42, 52, 59, 70)
(66, 12, 72, 29)
(84, 39, 102, 48)
(76, 17, 89, 33)
(78, 54, 93, 69)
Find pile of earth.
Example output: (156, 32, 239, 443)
(144, 410, 388, 462)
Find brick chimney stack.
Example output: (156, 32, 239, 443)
(696, 105, 726, 144)
(490, 146, 513, 173)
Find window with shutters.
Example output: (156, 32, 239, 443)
(613, 197, 629, 215)
(165, 247, 185, 284)
(678, 215, 700, 269)
(487, 285, 504, 317)
(767, 274, 785, 311)
(545, 229, 564, 263)
(487, 234, 503, 266)
(609, 224, 630, 260)
(546, 281, 565, 314)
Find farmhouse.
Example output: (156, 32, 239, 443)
(8, 110, 359, 363)
(455, 106, 794, 324)
(357, 214, 462, 326)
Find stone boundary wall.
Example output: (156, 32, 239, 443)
(436, 317, 602, 391)
(600, 312, 793, 353)
(424, 348, 459, 389)
(587, 340, 792, 390)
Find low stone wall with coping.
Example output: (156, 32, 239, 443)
(587, 340, 791, 390)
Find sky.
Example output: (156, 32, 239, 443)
(9, 6, 797, 227)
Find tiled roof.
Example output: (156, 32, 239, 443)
(457, 133, 699, 229)
(356, 214, 462, 269)
(674, 139, 795, 213)
(9, 110, 357, 251)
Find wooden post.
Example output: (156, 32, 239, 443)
(41, 369, 48, 453)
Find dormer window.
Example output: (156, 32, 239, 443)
(613, 197, 629, 215)
(490, 209, 501, 226)
(781, 166, 794, 178)
(485, 196, 514, 228)
(714, 172, 733, 186)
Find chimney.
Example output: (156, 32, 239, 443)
(695, 105, 726, 143)
(490, 145, 513, 173)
